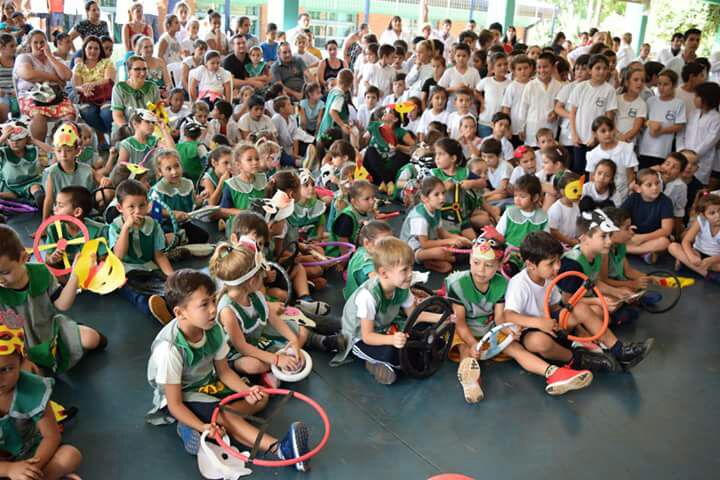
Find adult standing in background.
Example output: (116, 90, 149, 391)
(286, 12, 310, 48)
(342, 23, 368, 68)
(123, 2, 153, 53)
(237, 16, 258, 49)
(380, 16, 411, 46)
(665, 28, 702, 75)
(68, 1, 109, 44)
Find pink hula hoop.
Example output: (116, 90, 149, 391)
(211, 388, 331, 467)
(300, 241, 356, 267)
(443, 247, 471, 254)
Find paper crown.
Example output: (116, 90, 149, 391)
(0, 323, 25, 357)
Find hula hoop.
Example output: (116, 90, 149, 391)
(500, 246, 521, 280)
(375, 211, 400, 220)
(33, 215, 90, 276)
(0, 198, 38, 214)
(543, 271, 609, 342)
(150, 196, 179, 252)
(210, 388, 330, 467)
(300, 241, 356, 267)
(474, 323, 517, 360)
(267, 261, 293, 306)
(443, 247, 471, 255)
(639, 270, 683, 314)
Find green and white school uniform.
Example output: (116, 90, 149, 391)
(563, 245, 602, 282)
(400, 203, 441, 253)
(343, 246, 374, 300)
(146, 320, 230, 425)
(329, 205, 372, 248)
(116, 136, 159, 181)
(607, 244, 627, 280)
(108, 216, 166, 271)
(45, 162, 96, 200)
(498, 206, 549, 247)
(216, 292, 297, 360)
(332, 277, 414, 366)
(430, 166, 481, 229)
(202, 170, 219, 190)
(445, 271, 507, 337)
(0, 145, 42, 198)
(0, 264, 83, 373)
(46, 217, 108, 259)
(150, 178, 195, 213)
(0, 371, 53, 460)
(367, 121, 408, 159)
(224, 174, 267, 211)
(317, 87, 349, 138)
(288, 197, 325, 239)
(176, 140, 206, 183)
(76, 146, 97, 166)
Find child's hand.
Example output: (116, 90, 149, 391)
(108, 146, 118, 160)
(277, 353, 299, 372)
(6, 458, 43, 480)
(243, 385, 266, 405)
(537, 317, 558, 336)
(202, 423, 226, 438)
(392, 331, 408, 349)
(99, 177, 112, 187)
(219, 170, 231, 183)
(175, 211, 189, 222)
(122, 215, 136, 231)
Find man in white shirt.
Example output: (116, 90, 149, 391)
(433, 19, 455, 61)
(286, 13, 311, 50)
(657, 32, 685, 66)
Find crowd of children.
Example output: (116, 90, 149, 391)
(0, 8, 719, 476)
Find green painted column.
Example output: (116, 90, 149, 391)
(504, 0, 516, 29)
(267, 0, 299, 32)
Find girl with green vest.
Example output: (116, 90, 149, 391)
(146, 270, 312, 472)
(0, 323, 82, 478)
(601, 207, 657, 292)
(329, 180, 375, 256)
(317, 69, 354, 139)
(0, 121, 45, 207)
(219, 144, 267, 219)
(288, 169, 326, 241)
(115, 109, 175, 184)
(400, 176, 471, 274)
(333, 237, 417, 385)
(0, 225, 106, 375)
(343, 220, 393, 300)
(496, 173, 549, 248)
(362, 105, 415, 190)
(199, 146, 232, 208)
(150, 149, 210, 245)
(210, 242, 343, 384)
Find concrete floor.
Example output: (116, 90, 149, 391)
(7, 212, 719, 480)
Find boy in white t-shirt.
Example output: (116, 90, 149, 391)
(482, 112, 515, 162)
(481, 138, 512, 204)
(502, 54, 533, 146)
(357, 87, 381, 130)
(382, 73, 408, 106)
(555, 54, 590, 152)
(547, 172, 581, 246)
(657, 152, 688, 236)
(517, 52, 563, 146)
(477, 52, 511, 137)
(568, 54, 618, 173)
(447, 87, 475, 139)
(438, 43, 481, 113)
(366, 44, 397, 98)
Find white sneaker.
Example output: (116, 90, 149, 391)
(297, 298, 330, 316)
(457, 358, 483, 403)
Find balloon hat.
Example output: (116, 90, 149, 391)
(73, 238, 127, 295)
(387, 101, 416, 122)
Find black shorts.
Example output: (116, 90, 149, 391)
(519, 309, 573, 350)
(184, 401, 220, 423)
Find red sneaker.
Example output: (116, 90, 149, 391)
(545, 366, 593, 395)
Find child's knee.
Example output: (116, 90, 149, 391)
(522, 332, 554, 354)
(53, 444, 83, 470)
(668, 242, 681, 256)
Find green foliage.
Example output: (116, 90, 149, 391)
(647, 1, 720, 55)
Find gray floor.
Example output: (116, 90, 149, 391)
(8, 213, 719, 479)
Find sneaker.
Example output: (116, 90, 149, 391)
(149, 295, 173, 325)
(176, 422, 200, 455)
(277, 421, 310, 472)
(297, 298, 330, 316)
(545, 366, 593, 395)
(571, 340, 604, 354)
(571, 349, 622, 373)
(166, 246, 192, 263)
(365, 361, 397, 385)
(616, 339, 655, 371)
(321, 333, 347, 353)
(260, 372, 281, 389)
(457, 358, 483, 403)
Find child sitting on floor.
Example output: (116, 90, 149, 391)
(343, 221, 393, 300)
(547, 172, 581, 247)
(145, 269, 312, 471)
(0, 225, 106, 374)
(333, 237, 417, 385)
(669, 193, 720, 283)
(0, 122, 45, 209)
(496, 174, 549, 248)
(620, 169, 673, 263)
(0, 324, 82, 478)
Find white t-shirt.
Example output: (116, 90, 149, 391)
(487, 161, 512, 190)
(355, 289, 415, 321)
(617, 45, 636, 70)
(556, 82, 577, 146)
(567, 80, 618, 143)
(616, 94, 647, 142)
(505, 268, 561, 318)
(482, 135, 514, 162)
(357, 104, 380, 130)
(357, 62, 377, 102)
(663, 177, 688, 217)
(189, 65, 232, 96)
(677, 109, 720, 185)
(238, 113, 277, 136)
(366, 63, 396, 97)
(150, 334, 230, 386)
(585, 141, 638, 205)
(693, 215, 720, 256)
(418, 109, 450, 135)
(675, 86, 697, 123)
(548, 200, 580, 239)
(438, 66, 481, 113)
(581, 182, 612, 205)
(477, 77, 512, 125)
(638, 96, 686, 159)
(406, 63, 433, 96)
(568, 45, 591, 64)
(447, 111, 474, 139)
(502, 80, 529, 135)
(298, 52, 319, 68)
(509, 166, 534, 186)
(518, 78, 563, 146)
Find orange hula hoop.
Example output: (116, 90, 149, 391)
(543, 271, 609, 342)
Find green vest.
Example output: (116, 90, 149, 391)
(445, 271, 507, 337)
(150, 177, 195, 213)
(0, 371, 53, 460)
(333, 277, 409, 366)
(343, 246, 374, 300)
(317, 87, 348, 138)
(608, 244, 627, 280)
(47, 162, 96, 196)
(503, 206, 548, 247)
(400, 203, 440, 250)
(288, 197, 326, 239)
(46, 217, 108, 259)
(109, 216, 165, 266)
(563, 245, 601, 282)
(224, 174, 267, 210)
(367, 121, 408, 157)
(216, 292, 269, 351)
(76, 146, 95, 166)
(328, 205, 371, 256)
(0, 145, 41, 194)
(176, 141, 203, 182)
